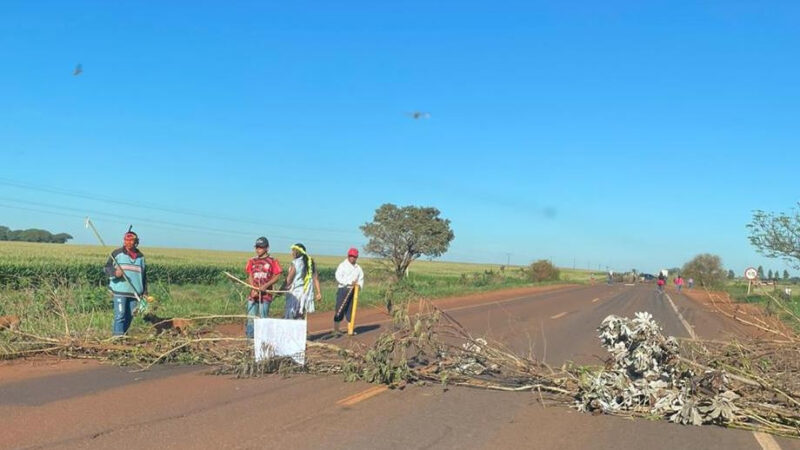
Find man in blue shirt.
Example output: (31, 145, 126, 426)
(104, 231, 147, 336)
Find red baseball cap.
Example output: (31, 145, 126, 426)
(347, 247, 359, 257)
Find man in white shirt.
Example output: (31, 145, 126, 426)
(333, 247, 365, 334)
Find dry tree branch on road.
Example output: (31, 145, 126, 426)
(3, 292, 800, 438)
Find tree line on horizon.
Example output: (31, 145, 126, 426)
(755, 266, 792, 281)
(673, 204, 800, 288)
(0, 226, 73, 244)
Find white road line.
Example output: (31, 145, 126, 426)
(753, 431, 782, 450)
(664, 293, 779, 449)
(550, 311, 567, 319)
(663, 292, 697, 339)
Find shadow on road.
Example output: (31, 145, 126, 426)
(309, 324, 383, 341)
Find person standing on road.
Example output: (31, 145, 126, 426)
(333, 247, 364, 334)
(688, 277, 694, 289)
(282, 243, 322, 320)
(104, 230, 147, 336)
(245, 237, 282, 338)
(675, 275, 684, 293)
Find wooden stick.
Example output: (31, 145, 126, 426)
(348, 285, 360, 336)
(223, 271, 289, 293)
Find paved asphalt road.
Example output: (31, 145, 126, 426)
(1, 284, 797, 449)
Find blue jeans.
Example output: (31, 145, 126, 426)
(112, 295, 138, 336)
(246, 300, 271, 338)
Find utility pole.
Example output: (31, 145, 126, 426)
(506, 253, 511, 267)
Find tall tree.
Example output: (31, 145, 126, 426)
(748, 206, 800, 269)
(768, 269, 774, 280)
(784, 270, 791, 280)
(757, 265, 765, 279)
(682, 254, 726, 288)
(361, 204, 455, 279)
(727, 269, 735, 279)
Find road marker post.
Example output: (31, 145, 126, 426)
(348, 285, 360, 336)
(744, 267, 758, 295)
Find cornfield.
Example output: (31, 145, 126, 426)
(0, 241, 343, 287)
(0, 241, 522, 289)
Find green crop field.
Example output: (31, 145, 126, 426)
(0, 241, 513, 285)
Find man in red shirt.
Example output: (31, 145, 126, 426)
(245, 236, 282, 338)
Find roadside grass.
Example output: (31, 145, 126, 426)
(559, 268, 607, 283)
(725, 281, 800, 328)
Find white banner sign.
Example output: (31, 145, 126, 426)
(254, 318, 307, 365)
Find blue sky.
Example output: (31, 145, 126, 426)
(2, 1, 799, 275)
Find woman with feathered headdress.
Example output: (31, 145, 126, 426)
(282, 243, 322, 319)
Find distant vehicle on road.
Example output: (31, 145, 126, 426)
(640, 273, 655, 281)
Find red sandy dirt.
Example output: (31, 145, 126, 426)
(0, 358, 98, 384)
(679, 286, 797, 340)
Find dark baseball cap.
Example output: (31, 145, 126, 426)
(254, 237, 269, 248)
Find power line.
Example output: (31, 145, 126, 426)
(0, 177, 357, 236)
(0, 200, 357, 248)
(0, 197, 260, 235)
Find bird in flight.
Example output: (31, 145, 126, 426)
(406, 111, 431, 120)
(73, 64, 83, 76)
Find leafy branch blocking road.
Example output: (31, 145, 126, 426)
(2, 294, 800, 438)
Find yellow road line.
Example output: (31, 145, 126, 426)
(550, 311, 567, 319)
(753, 431, 782, 450)
(591, 298, 600, 303)
(336, 385, 389, 407)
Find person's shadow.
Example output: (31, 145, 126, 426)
(309, 324, 382, 341)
